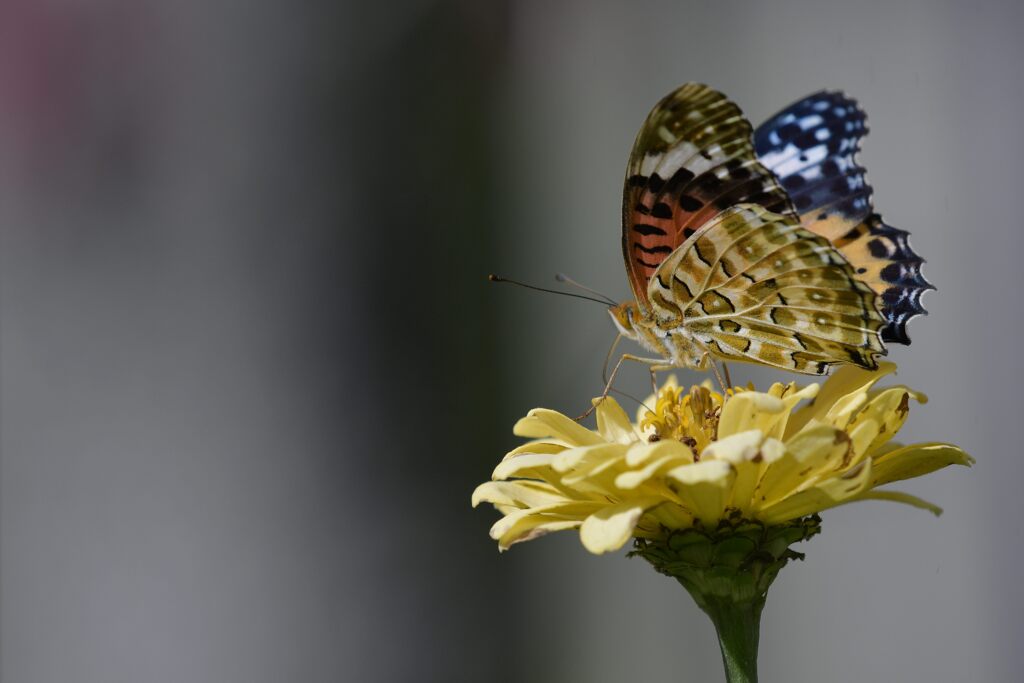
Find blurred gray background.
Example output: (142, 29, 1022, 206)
(1, 0, 1019, 681)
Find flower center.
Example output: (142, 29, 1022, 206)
(641, 384, 721, 456)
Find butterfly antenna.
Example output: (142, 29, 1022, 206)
(488, 274, 612, 307)
(555, 273, 618, 306)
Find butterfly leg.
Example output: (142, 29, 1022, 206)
(576, 353, 666, 421)
(699, 352, 730, 398)
(721, 362, 733, 391)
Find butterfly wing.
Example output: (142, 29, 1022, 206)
(647, 204, 887, 375)
(753, 90, 933, 344)
(623, 83, 796, 314)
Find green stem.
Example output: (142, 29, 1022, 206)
(702, 596, 763, 683)
(630, 517, 821, 682)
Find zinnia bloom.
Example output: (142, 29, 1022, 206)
(473, 363, 972, 554)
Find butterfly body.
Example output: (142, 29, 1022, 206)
(612, 84, 930, 376)
(609, 300, 711, 371)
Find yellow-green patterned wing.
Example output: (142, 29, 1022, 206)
(648, 204, 887, 375)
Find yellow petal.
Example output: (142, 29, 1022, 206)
(615, 452, 691, 490)
(702, 429, 765, 463)
(513, 408, 606, 446)
(558, 445, 630, 486)
(759, 458, 874, 524)
(471, 480, 571, 508)
(493, 517, 585, 551)
(579, 498, 665, 554)
(492, 452, 558, 481)
(718, 392, 785, 438)
(870, 443, 974, 488)
(786, 362, 895, 436)
(551, 443, 625, 473)
(491, 501, 603, 549)
(596, 397, 638, 444)
(717, 436, 786, 513)
(853, 490, 943, 516)
(665, 460, 734, 522)
(701, 430, 767, 513)
(644, 501, 695, 530)
(625, 439, 693, 467)
(504, 440, 567, 459)
(755, 425, 853, 508)
(766, 383, 819, 440)
(849, 387, 922, 456)
(847, 418, 881, 464)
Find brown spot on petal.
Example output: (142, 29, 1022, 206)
(896, 392, 911, 418)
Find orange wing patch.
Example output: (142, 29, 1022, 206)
(622, 84, 795, 312)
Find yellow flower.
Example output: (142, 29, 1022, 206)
(473, 362, 973, 554)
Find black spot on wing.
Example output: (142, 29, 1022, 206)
(633, 223, 667, 237)
(651, 202, 673, 219)
(664, 167, 696, 193)
(634, 242, 674, 255)
(679, 194, 703, 212)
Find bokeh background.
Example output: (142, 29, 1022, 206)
(1, 1, 1021, 681)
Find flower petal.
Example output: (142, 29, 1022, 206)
(853, 490, 943, 516)
(847, 387, 923, 457)
(557, 444, 630, 486)
(786, 362, 896, 436)
(766, 383, 820, 440)
(755, 425, 853, 508)
(551, 443, 625, 473)
(665, 460, 734, 522)
(702, 429, 765, 463)
(596, 397, 638, 444)
(759, 458, 874, 524)
(702, 429, 765, 512)
(579, 498, 665, 554)
(504, 440, 567, 459)
(492, 452, 558, 481)
(472, 480, 571, 508)
(491, 501, 603, 549)
(870, 443, 974, 488)
(625, 439, 693, 467)
(616, 452, 691, 490)
(718, 393, 785, 437)
(513, 408, 606, 446)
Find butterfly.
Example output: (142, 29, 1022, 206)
(608, 83, 932, 377)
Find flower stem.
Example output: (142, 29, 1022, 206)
(631, 517, 821, 683)
(702, 596, 763, 683)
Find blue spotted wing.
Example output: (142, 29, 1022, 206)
(753, 91, 933, 344)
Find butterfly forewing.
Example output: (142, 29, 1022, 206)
(623, 84, 797, 313)
(648, 204, 887, 375)
(753, 90, 933, 344)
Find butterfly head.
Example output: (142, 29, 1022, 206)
(608, 300, 640, 338)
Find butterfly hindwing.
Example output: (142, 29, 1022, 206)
(648, 204, 887, 374)
(623, 83, 796, 314)
(753, 90, 932, 344)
